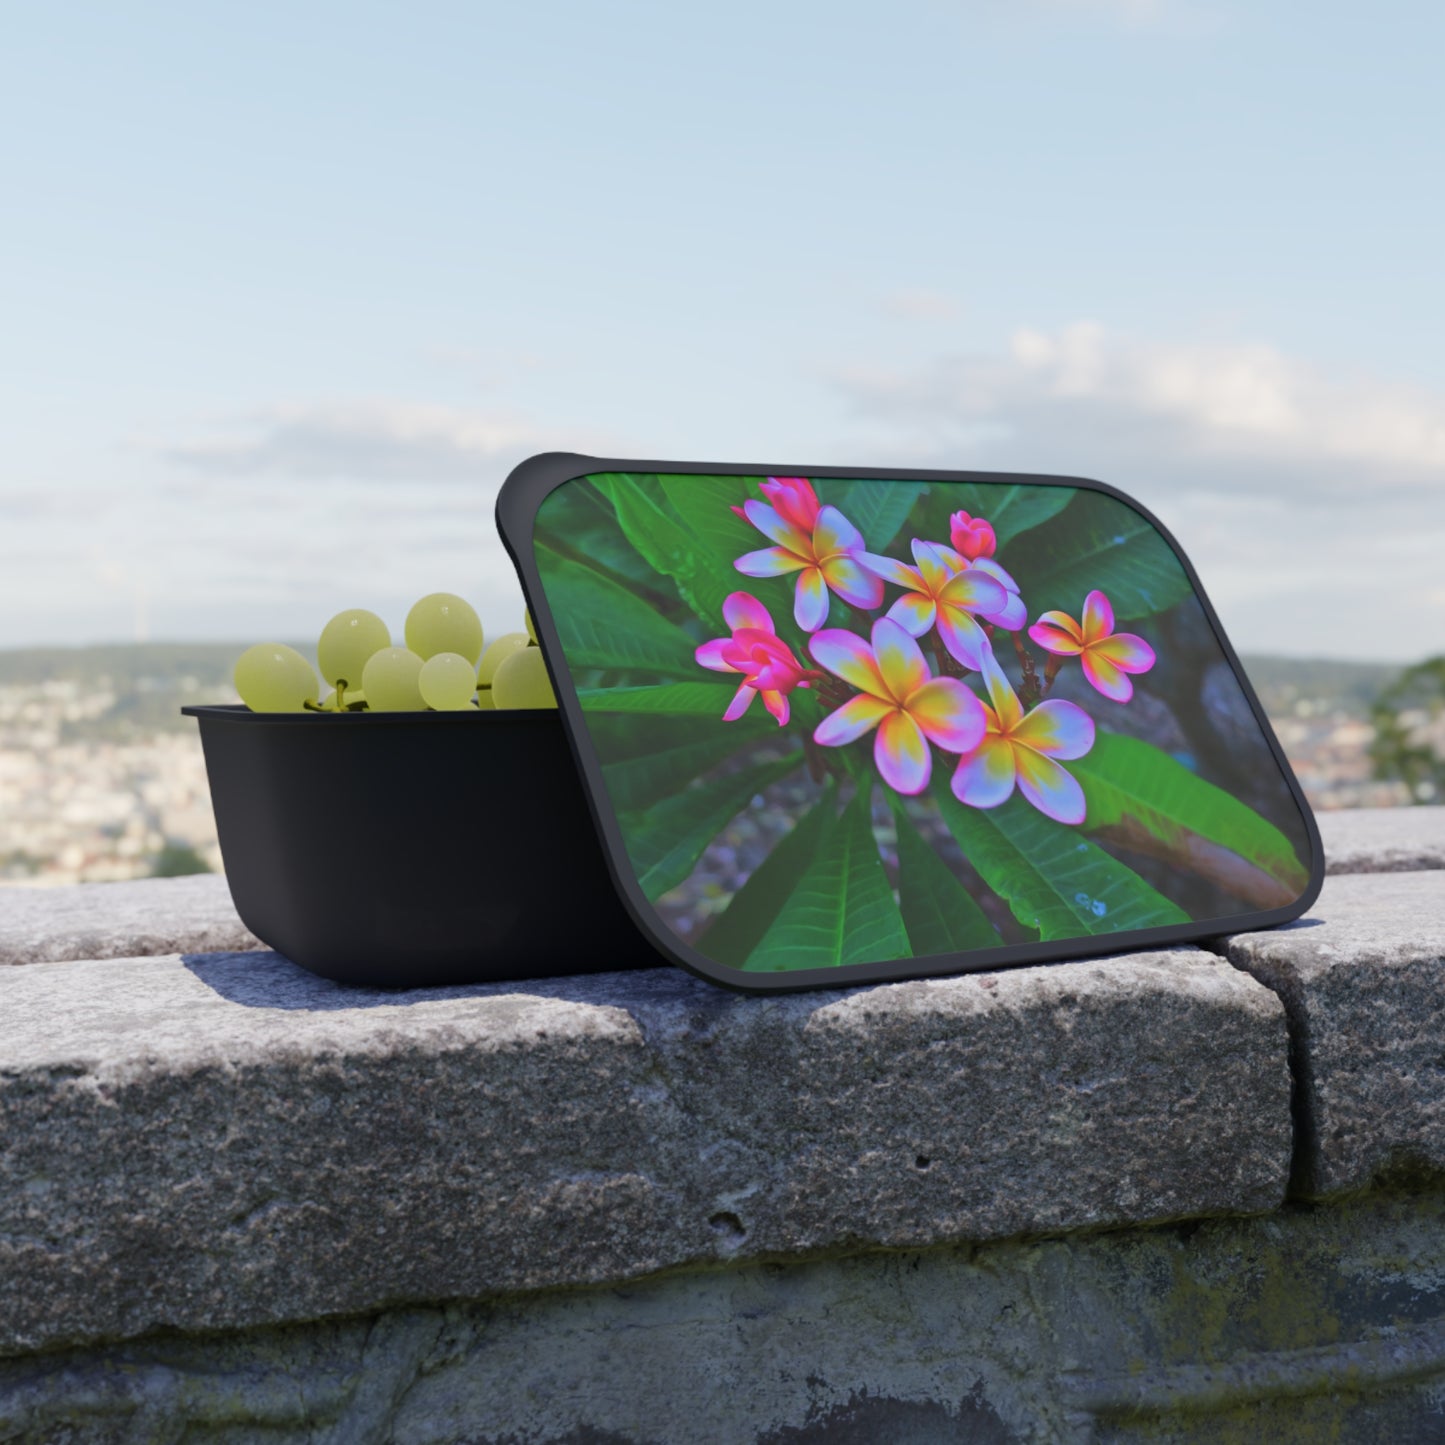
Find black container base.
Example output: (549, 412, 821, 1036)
(184, 705, 662, 988)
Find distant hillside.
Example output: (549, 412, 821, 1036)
(0, 643, 1414, 736)
(0, 642, 299, 742)
(0, 642, 255, 689)
(1237, 655, 1404, 717)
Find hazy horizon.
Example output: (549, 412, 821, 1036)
(0, 638, 1410, 678)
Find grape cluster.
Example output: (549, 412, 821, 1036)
(233, 596, 558, 713)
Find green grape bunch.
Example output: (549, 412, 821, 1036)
(492, 647, 557, 709)
(318, 609, 390, 696)
(362, 646, 427, 711)
(418, 652, 478, 710)
(233, 593, 556, 715)
(406, 593, 484, 665)
(234, 643, 321, 713)
(475, 632, 530, 708)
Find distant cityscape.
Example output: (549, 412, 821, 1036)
(0, 643, 1426, 888)
(0, 646, 239, 887)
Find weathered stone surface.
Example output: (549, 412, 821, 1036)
(1319, 804, 1445, 875)
(1226, 870, 1445, 1198)
(0, 944, 1289, 1356)
(0, 803, 1436, 972)
(0, 874, 262, 965)
(6, 1186, 1445, 1444)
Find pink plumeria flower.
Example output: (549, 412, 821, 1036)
(730, 475, 820, 532)
(919, 540, 1029, 631)
(808, 617, 987, 795)
(949, 510, 996, 561)
(944, 545, 1028, 632)
(857, 540, 1009, 669)
(695, 592, 823, 726)
(1028, 590, 1157, 703)
(735, 481, 883, 633)
(759, 476, 821, 532)
(951, 649, 1096, 825)
(977, 562, 1026, 630)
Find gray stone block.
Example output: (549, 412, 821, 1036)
(1319, 805, 1445, 875)
(7, 1186, 1445, 1444)
(1226, 870, 1445, 1198)
(0, 874, 262, 965)
(0, 804, 1437, 974)
(0, 945, 1289, 1356)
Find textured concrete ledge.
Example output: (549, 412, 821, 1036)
(0, 874, 262, 965)
(2, 805, 1440, 971)
(1227, 870, 1445, 1199)
(0, 944, 1288, 1357)
(2, 808, 1443, 1439)
(6, 1185, 1445, 1444)
(1318, 804, 1445, 875)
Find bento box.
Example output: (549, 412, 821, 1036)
(183, 703, 654, 986)
(187, 452, 1321, 995)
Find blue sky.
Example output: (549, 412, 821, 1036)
(2, 0, 1442, 658)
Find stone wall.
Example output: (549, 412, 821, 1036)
(0, 806, 1440, 1443)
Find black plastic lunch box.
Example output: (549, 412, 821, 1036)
(182, 703, 654, 986)
(186, 452, 1321, 993)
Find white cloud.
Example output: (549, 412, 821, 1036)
(1026, 0, 1181, 26)
(841, 321, 1445, 486)
(1040, 0, 1159, 13)
(832, 322, 1445, 659)
(883, 289, 962, 322)
(150, 399, 627, 641)
(0, 399, 635, 648)
(0, 486, 116, 521)
(163, 400, 588, 484)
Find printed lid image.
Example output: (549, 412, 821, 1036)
(496, 454, 1322, 994)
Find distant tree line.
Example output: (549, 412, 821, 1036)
(1371, 657, 1445, 804)
(151, 842, 212, 877)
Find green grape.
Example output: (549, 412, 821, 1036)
(235, 644, 319, 713)
(321, 686, 366, 711)
(474, 689, 496, 710)
(317, 609, 390, 690)
(405, 593, 483, 664)
(492, 646, 557, 709)
(477, 631, 530, 687)
(419, 652, 478, 710)
(362, 646, 426, 711)
(524, 608, 538, 645)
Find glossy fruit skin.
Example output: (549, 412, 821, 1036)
(419, 652, 478, 710)
(362, 647, 426, 711)
(235, 644, 319, 713)
(492, 646, 557, 709)
(477, 632, 531, 687)
(318, 610, 391, 690)
(405, 593, 484, 665)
